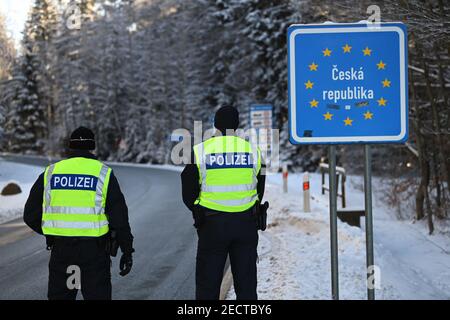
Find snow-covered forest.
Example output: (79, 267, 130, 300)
(0, 0, 449, 231)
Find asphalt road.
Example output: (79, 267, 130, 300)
(0, 155, 197, 299)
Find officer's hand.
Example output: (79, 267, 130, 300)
(192, 205, 205, 229)
(119, 253, 133, 276)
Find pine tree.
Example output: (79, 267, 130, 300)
(25, 0, 59, 153)
(0, 13, 16, 149)
(5, 41, 46, 153)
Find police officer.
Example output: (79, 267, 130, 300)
(23, 126, 134, 300)
(181, 106, 266, 300)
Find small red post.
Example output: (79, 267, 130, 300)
(282, 164, 288, 193)
(303, 172, 311, 212)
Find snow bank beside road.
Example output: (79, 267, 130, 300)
(226, 172, 450, 300)
(0, 160, 43, 224)
(228, 180, 398, 300)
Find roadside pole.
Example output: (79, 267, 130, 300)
(364, 145, 375, 300)
(303, 172, 311, 212)
(328, 145, 339, 300)
(282, 164, 288, 193)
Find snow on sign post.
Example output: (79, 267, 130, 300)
(287, 22, 408, 300)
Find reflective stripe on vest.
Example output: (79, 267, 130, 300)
(42, 158, 111, 237)
(194, 136, 261, 213)
(44, 206, 105, 214)
(201, 183, 256, 193)
(42, 220, 109, 230)
(204, 194, 259, 207)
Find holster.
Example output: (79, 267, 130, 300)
(254, 201, 269, 231)
(107, 230, 119, 257)
(192, 205, 206, 229)
(45, 236, 54, 250)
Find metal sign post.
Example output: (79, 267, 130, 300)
(364, 144, 375, 300)
(328, 145, 339, 300)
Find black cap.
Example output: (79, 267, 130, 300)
(69, 126, 96, 150)
(214, 106, 240, 133)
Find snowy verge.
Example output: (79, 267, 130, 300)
(0, 160, 44, 224)
(226, 173, 450, 300)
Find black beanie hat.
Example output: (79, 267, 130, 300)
(69, 126, 96, 150)
(214, 106, 240, 132)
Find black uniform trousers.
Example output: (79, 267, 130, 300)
(196, 210, 258, 300)
(48, 237, 111, 300)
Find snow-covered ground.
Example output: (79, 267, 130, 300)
(0, 160, 43, 224)
(227, 172, 450, 300)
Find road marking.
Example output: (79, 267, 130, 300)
(0, 222, 27, 228)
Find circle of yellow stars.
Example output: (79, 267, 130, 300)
(305, 43, 391, 127)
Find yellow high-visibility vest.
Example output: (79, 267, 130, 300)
(42, 157, 111, 237)
(193, 135, 261, 212)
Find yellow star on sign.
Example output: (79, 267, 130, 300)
(382, 78, 391, 87)
(377, 60, 386, 69)
(309, 99, 319, 108)
(305, 80, 314, 89)
(344, 117, 353, 126)
(342, 44, 352, 53)
(364, 111, 374, 119)
(308, 62, 318, 71)
(322, 48, 332, 57)
(377, 97, 387, 106)
(362, 46, 372, 56)
(323, 112, 333, 120)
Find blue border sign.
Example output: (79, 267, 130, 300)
(288, 22, 408, 144)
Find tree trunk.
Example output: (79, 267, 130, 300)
(421, 51, 450, 199)
(425, 184, 434, 235)
(409, 65, 429, 221)
(434, 46, 450, 202)
(416, 150, 430, 221)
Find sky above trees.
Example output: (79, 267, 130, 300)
(0, 0, 33, 47)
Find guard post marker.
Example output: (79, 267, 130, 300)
(282, 164, 288, 193)
(303, 172, 311, 212)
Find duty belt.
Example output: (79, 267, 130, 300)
(203, 207, 253, 217)
(52, 234, 109, 244)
